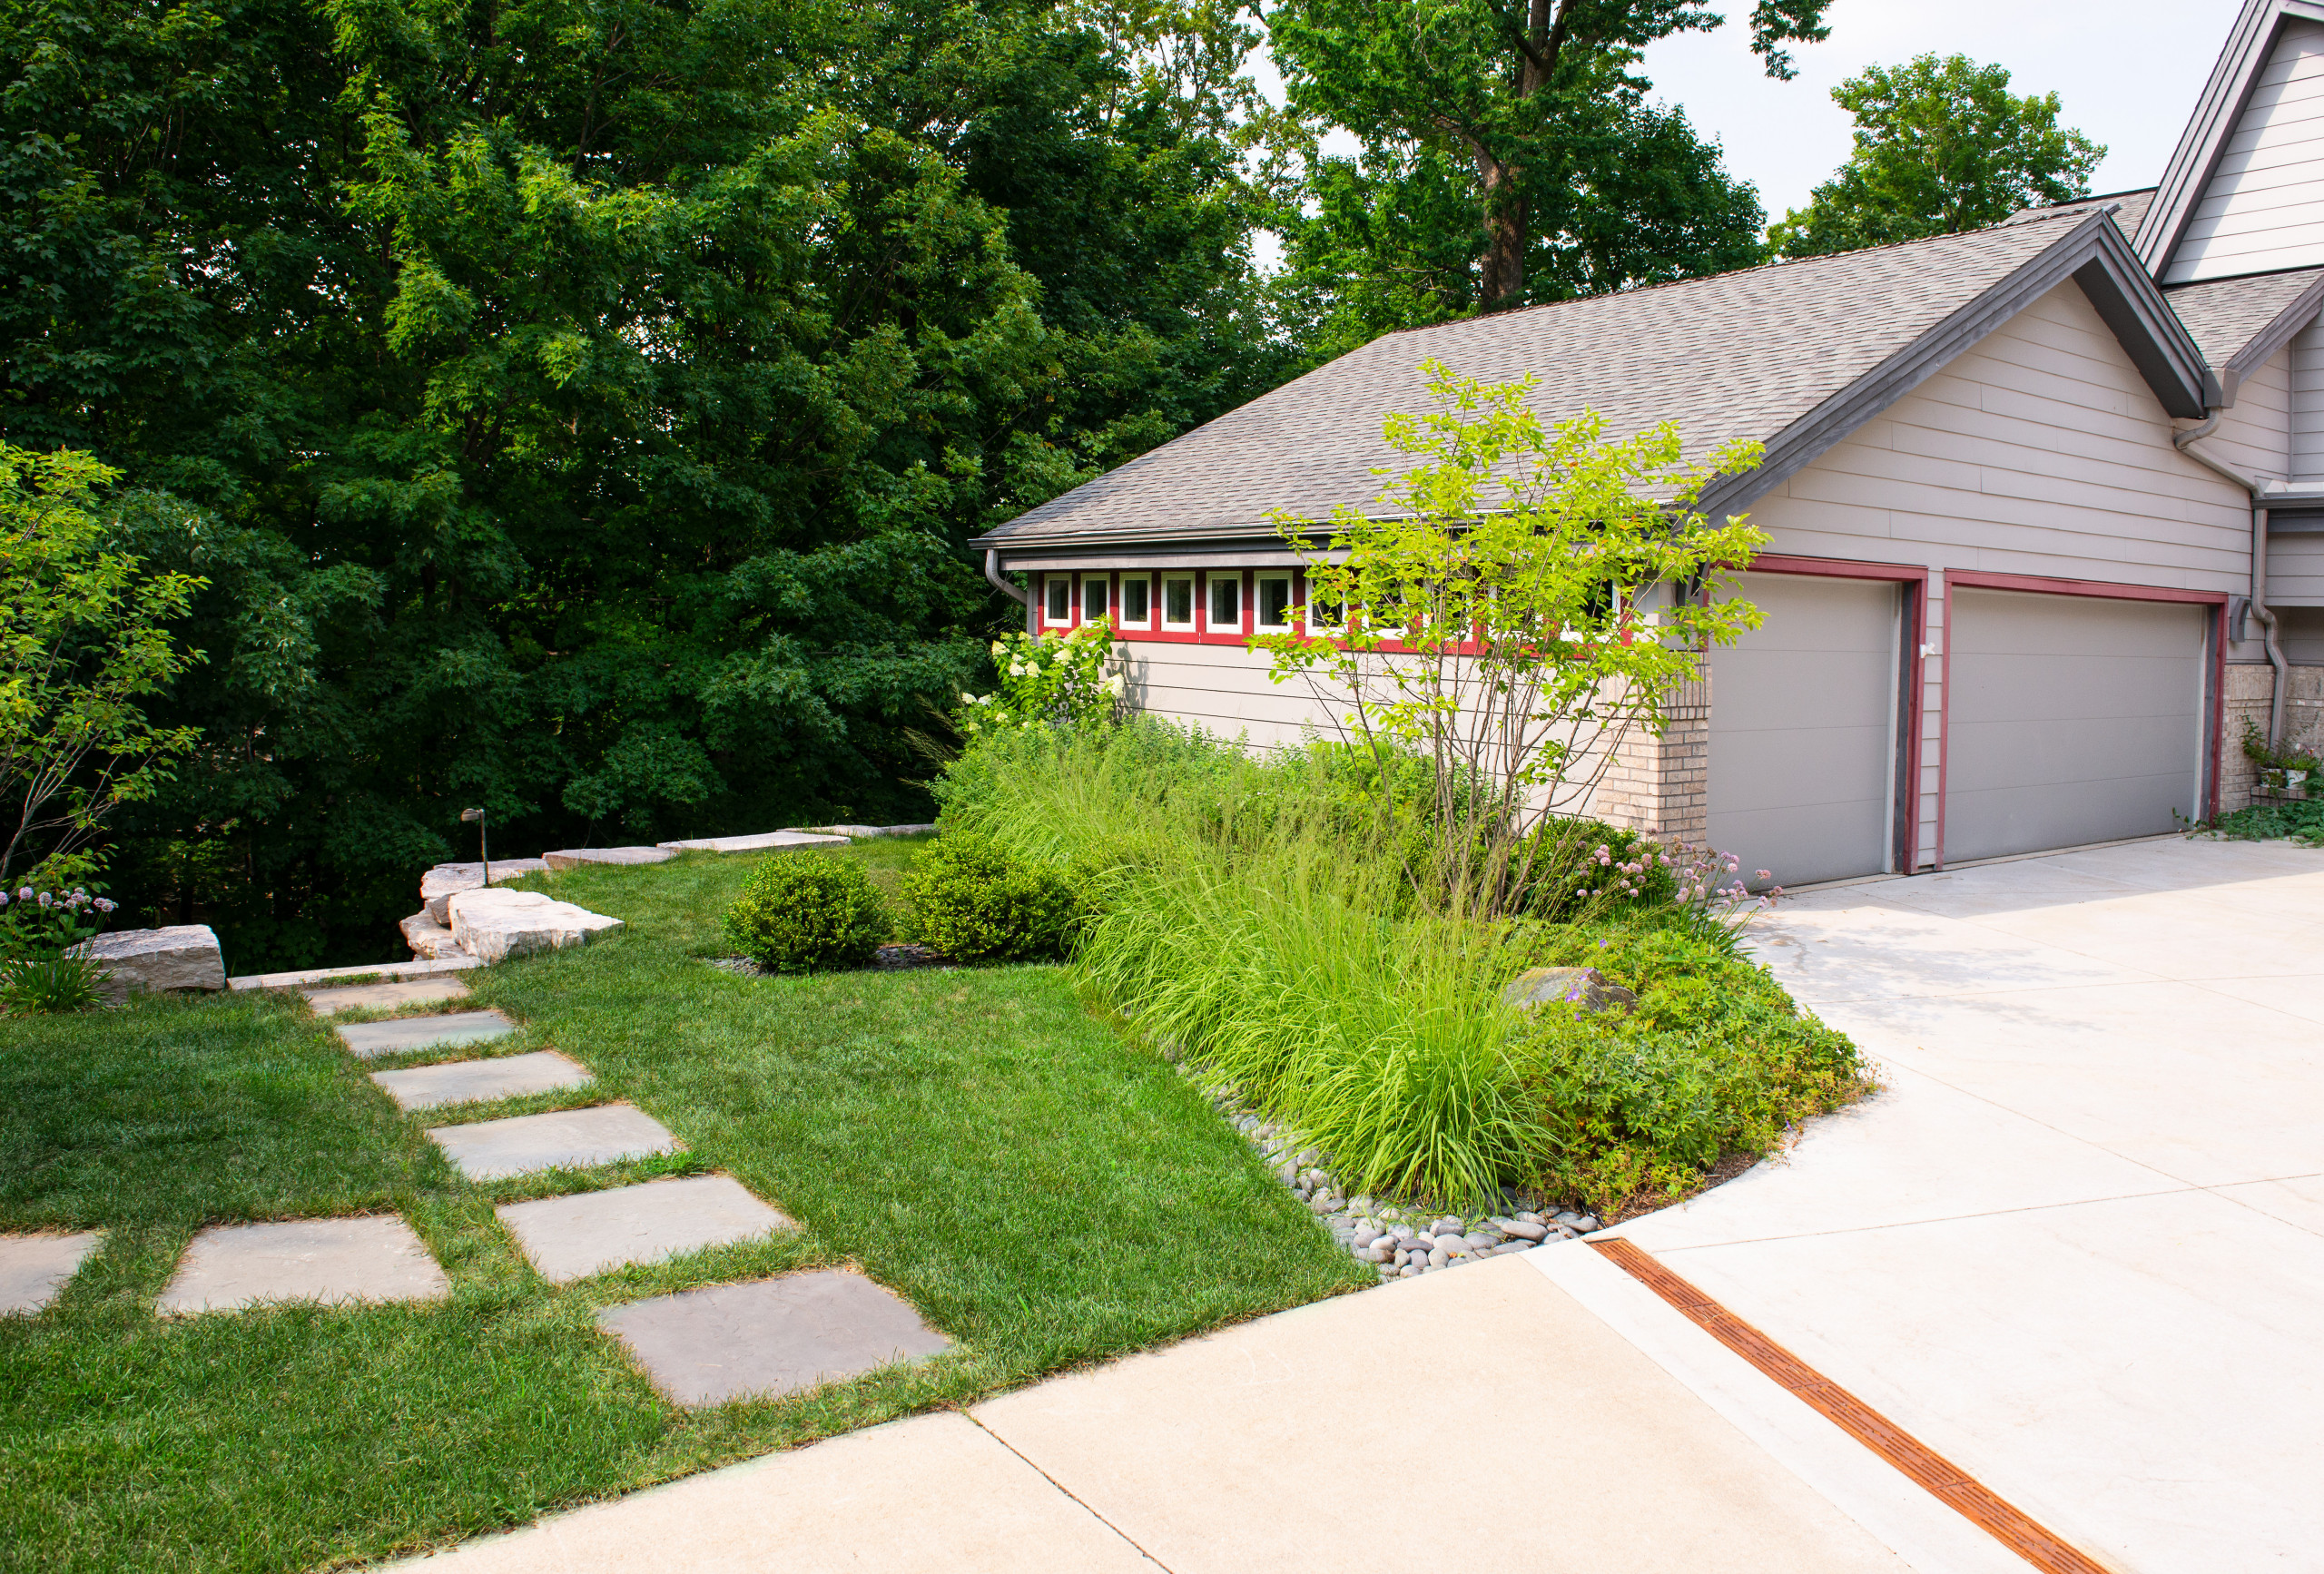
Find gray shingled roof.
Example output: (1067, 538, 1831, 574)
(979, 212, 2099, 546)
(2008, 187, 2157, 235)
(2164, 266, 2324, 367)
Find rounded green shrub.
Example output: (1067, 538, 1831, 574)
(901, 835, 1080, 962)
(723, 853, 890, 972)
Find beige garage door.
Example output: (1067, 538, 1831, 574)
(1708, 573, 1902, 888)
(1945, 588, 2207, 863)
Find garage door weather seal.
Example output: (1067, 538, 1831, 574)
(1588, 1238, 2112, 1574)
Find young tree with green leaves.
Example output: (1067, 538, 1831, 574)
(1768, 54, 2104, 259)
(1254, 364, 1768, 920)
(1266, 0, 1833, 323)
(0, 448, 205, 880)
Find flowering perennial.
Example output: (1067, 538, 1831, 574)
(958, 619, 1124, 737)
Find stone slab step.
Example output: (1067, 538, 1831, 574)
(304, 977, 472, 1015)
(427, 1102, 679, 1180)
(231, 957, 477, 991)
(496, 1174, 795, 1284)
(370, 1050, 594, 1113)
(423, 859, 551, 923)
(0, 1230, 104, 1316)
(542, 846, 673, 870)
(783, 823, 937, 839)
(336, 1010, 516, 1061)
(157, 1215, 449, 1315)
(77, 924, 226, 998)
(596, 1270, 950, 1407)
(446, 889, 624, 965)
(654, 831, 851, 853)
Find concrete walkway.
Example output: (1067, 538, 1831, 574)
(1613, 836, 2324, 1573)
(389, 838, 2319, 1573)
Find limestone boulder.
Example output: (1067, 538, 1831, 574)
(399, 910, 465, 961)
(76, 925, 227, 999)
(1501, 966, 1636, 1014)
(541, 846, 672, 871)
(446, 888, 623, 964)
(421, 859, 550, 924)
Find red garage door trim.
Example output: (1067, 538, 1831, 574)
(1936, 570, 2228, 869)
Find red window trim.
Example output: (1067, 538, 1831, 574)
(1935, 569, 2229, 870)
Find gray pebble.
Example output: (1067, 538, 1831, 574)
(1427, 1246, 1449, 1268)
(1502, 1221, 1547, 1241)
(1400, 1264, 1422, 1277)
(1353, 1227, 1382, 1247)
(1462, 1233, 1497, 1251)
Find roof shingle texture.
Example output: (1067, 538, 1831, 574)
(2164, 266, 2324, 367)
(2009, 187, 2158, 236)
(981, 214, 2091, 546)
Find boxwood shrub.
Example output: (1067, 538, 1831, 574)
(723, 853, 890, 972)
(901, 835, 1079, 962)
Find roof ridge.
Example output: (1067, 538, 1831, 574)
(1383, 210, 2096, 339)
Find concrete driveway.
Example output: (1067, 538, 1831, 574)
(1606, 835, 2324, 1573)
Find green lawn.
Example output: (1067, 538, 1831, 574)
(0, 842, 1367, 1573)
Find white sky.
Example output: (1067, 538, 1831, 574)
(1246, 0, 2240, 254)
(1639, 0, 2238, 221)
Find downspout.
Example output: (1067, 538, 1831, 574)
(2174, 418, 2290, 747)
(984, 548, 1034, 638)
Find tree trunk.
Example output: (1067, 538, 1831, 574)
(1478, 156, 1527, 308)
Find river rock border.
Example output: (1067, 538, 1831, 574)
(1191, 1077, 1599, 1282)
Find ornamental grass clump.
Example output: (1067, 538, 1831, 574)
(723, 853, 890, 973)
(901, 835, 1081, 962)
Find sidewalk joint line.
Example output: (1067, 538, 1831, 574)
(963, 1411, 1177, 1572)
(1588, 1237, 2113, 1574)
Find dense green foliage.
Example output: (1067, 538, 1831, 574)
(1265, 0, 1827, 348)
(0, 949, 105, 1014)
(2210, 799, 2324, 848)
(0, 448, 205, 880)
(0, 0, 1292, 971)
(722, 851, 891, 971)
(0, 843, 1365, 1571)
(1768, 53, 2103, 258)
(901, 833, 1081, 960)
(933, 721, 1868, 1207)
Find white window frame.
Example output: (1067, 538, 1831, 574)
(1302, 576, 1348, 637)
(1043, 575, 1072, 627)
(1117, 572, 1154, 631)
(1207, 572, 1243, 633)
(1160, 573, 1197, 630)
(1255, 572, 1295, 633)
(1079, 573, 1109, 627)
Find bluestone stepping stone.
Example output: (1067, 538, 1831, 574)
(1, 1231, 104, 1315)
(335, 1009, 515, 1060)
(157, 1215, 449, 1315)
(370, 1050, 594, 1113)
(427, 1102, 679, 1180)
(596, 1271, 950, 1406)
(497, 1174, 796, 1284)
(303, 976, 472, 1015)
(654, 831, 850, 852)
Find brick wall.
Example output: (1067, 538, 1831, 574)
(1593, 666, 1710, 844)
(2221, 661, 2324, 812)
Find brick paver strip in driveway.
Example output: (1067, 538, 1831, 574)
(1, 1231, 104, 1315)
(370, 1050, 594, 1113)
(597, 1271, 950, 1406)
(497, 1175, 796, 1284)
(157, 1216, 450, 1314)
(428, 1102, 679, 1180)
(337, 1009, 515, 1060)
(303, 977, 472, 1014)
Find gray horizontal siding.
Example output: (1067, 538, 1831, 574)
(2167, 19, 2324, 283)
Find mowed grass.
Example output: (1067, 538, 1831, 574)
(0, 841, 1367, 1574)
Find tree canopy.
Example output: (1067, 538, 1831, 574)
(1768, 53, 2104, 259)
(1266, 0, 1830, 341)
(0, 0, 1291, 968)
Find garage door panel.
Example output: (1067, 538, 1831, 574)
(1709, 574, 1900, 887)
(1945, 588, 2205, 863)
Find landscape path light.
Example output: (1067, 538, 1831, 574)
(460, 807, 489, 886)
